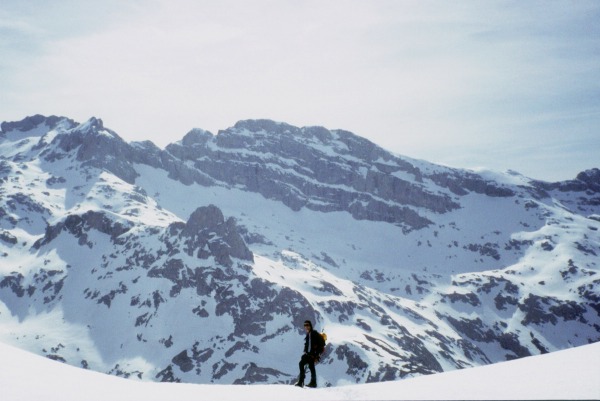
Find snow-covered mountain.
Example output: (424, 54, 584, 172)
(0, 114, 598, 386)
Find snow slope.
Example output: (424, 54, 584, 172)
(2, 340, 598, 401)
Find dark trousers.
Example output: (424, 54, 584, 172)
(298, 353, 316, 383)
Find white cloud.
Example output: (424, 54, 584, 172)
(1, 0, 598, 181)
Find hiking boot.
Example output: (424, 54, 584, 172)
(294, 381, 304, 387)
(307, 380, 317, 388)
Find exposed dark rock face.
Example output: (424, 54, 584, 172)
(33, 210, 132, 249)
(44, 118, 140, 184)
(445, 316, 495, 343)
(233, 362, 291, 384)
(0, 114, 75, 135)
(0, 273, 27, 297)
(0, 230, 17, 244)
(178, 205, 254, 265)
(172, 350, 194, 372)
(443, 291, 481, 306)
(162, 120, 460, 229)
(534, 168, 600, 195)
(336, 344, 369, 378)
(429, 171, 515, 197)
(519, 294, 588, 326)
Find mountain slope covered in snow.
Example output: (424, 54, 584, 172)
(0, 115, 599, 386)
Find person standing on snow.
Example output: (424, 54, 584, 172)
(294, 320, 324, 388)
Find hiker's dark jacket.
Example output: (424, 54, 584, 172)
(304, 330, 324, 356)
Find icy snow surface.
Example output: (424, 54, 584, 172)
(1, 340, 598, 401)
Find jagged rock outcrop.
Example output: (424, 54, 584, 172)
(176, 205, 253, 265)
(0, 114, 74, 135)
(34, 210, 132, 249)
(42, 118, 140, 184)
(163, 120, 461, 229)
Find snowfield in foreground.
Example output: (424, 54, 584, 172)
(2, 341, 598, 401)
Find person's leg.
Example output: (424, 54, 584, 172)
(307, 357, 317, 387)
(295, 355, 307, 386)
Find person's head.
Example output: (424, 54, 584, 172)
(303, 320, 313, 332)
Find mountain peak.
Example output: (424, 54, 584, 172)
(75, 116, 105, 133)
(577, 168, 600, 188)
(231, 119, 294, 134)
(181, 128, 213, 146)
(178, 204, 254, 265)
(0, 114, 75, 136)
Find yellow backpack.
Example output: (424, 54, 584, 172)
(318, 330, 327, 355)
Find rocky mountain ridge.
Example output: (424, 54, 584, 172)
(0, 115, 598, 385)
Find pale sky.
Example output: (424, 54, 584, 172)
(1, 0, 599, 181)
